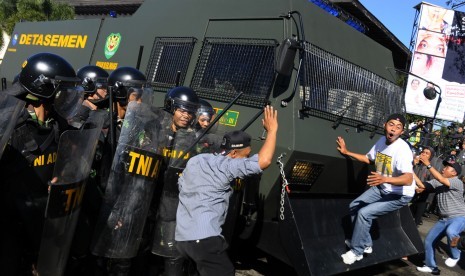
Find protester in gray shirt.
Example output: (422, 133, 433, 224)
(175, 106, 278, 276)
(415, 157, 465, 274)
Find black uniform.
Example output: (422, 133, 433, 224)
(0, 110, 60, 274)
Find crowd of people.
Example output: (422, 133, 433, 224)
(408, 120, 465, 158)
(408, 120, 465, 274)
(408, 120, 465, 221)
(0, 52, 278, 276)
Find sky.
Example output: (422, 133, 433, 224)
(359, 0, 465, 47)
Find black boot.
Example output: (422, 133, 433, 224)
(163, 256, 185, 276)
(107, 258, 132, 276)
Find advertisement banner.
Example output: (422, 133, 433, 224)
(406, 3, 465, 122)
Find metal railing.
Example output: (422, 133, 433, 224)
(300, 41, 405, 129)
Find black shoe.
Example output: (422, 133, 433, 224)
(422, 213, 430, 218)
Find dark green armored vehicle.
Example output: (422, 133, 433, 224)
(0, 0, 421, 275)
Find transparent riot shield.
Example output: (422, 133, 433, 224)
(92, 96, 166, 259)
(54, 86, 85, 122)
(0, 93, 25, 159)
(36, 112, 105, 276)
(151, 120, 224, 257)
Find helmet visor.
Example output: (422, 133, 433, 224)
(171, 99, 198, 129)
(4, 82, 28, 98)
(197, 106, 215, 120)
(54, 86, 85, 121)
(127, 87, 155, 106)
(173, 98, 199, 115)
(82, 77, 108, 94)
(113, 80, 146, 100)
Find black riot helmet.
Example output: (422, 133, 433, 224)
(196, 98, 216, 130)
(76, 65, 109, 94)
(18, 52, 78, 99)
(197, 99, 215, 117)
(164, 86, 199, 115)
(107, 66, 147, 102)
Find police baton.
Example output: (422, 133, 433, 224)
(175, 71, 181, 87)
(108, 85, 117, 157)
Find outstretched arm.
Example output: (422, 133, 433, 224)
(419, 155, 451, 187)
(336, 136, 370, 164)
(258, 106, 278, 170)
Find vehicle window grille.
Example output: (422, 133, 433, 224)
(146, 37, 197, 89)
(191, 37, 277, 108)
(300, 42, 404, 128)
(289, 160, 324, 186)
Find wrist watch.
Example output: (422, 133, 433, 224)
(426, 164, 432, 169)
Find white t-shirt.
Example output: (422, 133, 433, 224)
(366, 136, 415, 197)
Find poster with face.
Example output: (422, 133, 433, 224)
(405, 3, 465, 122)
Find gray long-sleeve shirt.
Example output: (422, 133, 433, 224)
(175, 153, 262, 241)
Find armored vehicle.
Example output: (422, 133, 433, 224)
(0, 0, 420, 275)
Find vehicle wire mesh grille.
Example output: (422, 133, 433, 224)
(300, 42, 405, 129)
(289, 160, 324, 185)
(191, 37, 277, 108)
(146, 37, 197, 89)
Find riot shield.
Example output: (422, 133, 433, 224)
(92, 98, 166, 259)
(54, 86, 85, 126)
(36, 112, 104, 276)
(151, 123, 224, 257)
(0, 93, 25, 159)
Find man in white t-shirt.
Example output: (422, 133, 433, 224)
(336, 113, 414, 265)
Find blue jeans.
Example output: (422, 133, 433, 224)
(424, 216, 465, 268)
(349, 186, 412, 255)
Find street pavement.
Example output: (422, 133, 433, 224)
(234, 214, 465, 275)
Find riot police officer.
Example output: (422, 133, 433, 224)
(66, 65, 111, 275)
(196, 99, 215, 130)
(91, 66, 150, 276)
(68, 65, 110, 130)
(0, 52, 81, 275)
(194, 99, 223, 154)
(108, 66, 147, 122)
(150, 86, 200, 276)
(76, 65, 110, 113)
(78, 65, 110, 108)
